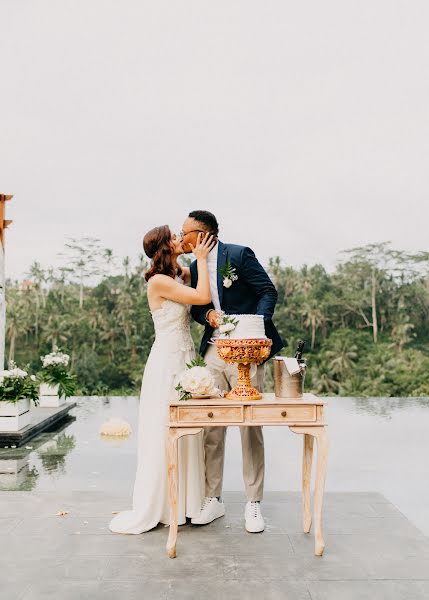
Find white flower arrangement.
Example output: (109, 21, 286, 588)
(0, 362, 39, 405)
(179, 366, 215, 395)
(40, 347, 75, 399)
(41, 350, 70, 368)
(0, 367, 28, 380)
(175, 356, 219, 401)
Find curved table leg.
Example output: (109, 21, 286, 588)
(166, 427, 203, 559)
(290, 426, 329, 557)
(302, 433, 314, 533)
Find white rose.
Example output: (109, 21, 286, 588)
(223, 277, 232, 288)
(219, 323, 236, 334)
(30, 375, 37, 381)
(180, 366, 215, 395)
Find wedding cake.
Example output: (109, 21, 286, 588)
(219, 314, 267, 339)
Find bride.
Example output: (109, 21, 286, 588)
(109, 227, 215, 534)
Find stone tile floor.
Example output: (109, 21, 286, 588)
(1, 491, 429, 599)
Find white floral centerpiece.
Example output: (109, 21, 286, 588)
(175, 356, 221, 401)
(39, 347, 76, 407)
(0, 363, 39, 432)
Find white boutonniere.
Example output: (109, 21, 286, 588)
(219, 260, 238, 288)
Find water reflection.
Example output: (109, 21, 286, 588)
(0, 418, 77, 490)
(348, 396, 429, 418)
(1, 395, 429, 535)
(0, 451, 40, 490)
(38, 433, 76, 472)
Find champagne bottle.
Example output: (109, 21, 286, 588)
(294, 340, 306, 361)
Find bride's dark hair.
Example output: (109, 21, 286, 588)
(143, 225, 182, 282)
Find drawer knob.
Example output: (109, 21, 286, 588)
(208, 411, 214, 418)
(281, 410, 287, 417)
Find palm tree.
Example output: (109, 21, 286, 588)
(28, 261, 46, 308)
(103, 248, 115, 273)
(134, 254, 148, 295)
(302, 303, 325, 350)
(6, 296, 29, 364)
(44, 314, 69, 351)
(115, 288, 135, 349)
(85, 306, 104, 350)
(310, 365, 340, 394)
(122, 256, 131, 284)
(324, 338, 358, 378)
(100, 317, 119, 360)
(391, 315, 415, 353)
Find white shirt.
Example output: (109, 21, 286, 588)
(207, 242, 221, 313)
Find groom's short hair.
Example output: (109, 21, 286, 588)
(188, 210, 219, 235)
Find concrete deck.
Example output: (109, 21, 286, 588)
(0, 402, 77, 447)
(2, 490, 429, 599)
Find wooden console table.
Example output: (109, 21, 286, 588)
(166, 392, 329, 558)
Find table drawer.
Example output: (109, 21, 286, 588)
(250, 404, 316, 423)
(177, 406, 244, 423)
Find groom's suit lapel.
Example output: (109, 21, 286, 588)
(217, 241, 228, 307)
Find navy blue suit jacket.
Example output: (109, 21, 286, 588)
(190, 241, 285, 362)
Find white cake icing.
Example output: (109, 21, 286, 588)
(220, 314, 267, 339)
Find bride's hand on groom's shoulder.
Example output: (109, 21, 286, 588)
(190, 232, 216, 260)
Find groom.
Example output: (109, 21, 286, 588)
(180, 210, 285, 533)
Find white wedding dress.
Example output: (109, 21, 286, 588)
(109, 296, 205, 534)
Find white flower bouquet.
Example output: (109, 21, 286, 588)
(175, 356, 220, 401)
(0, 362, 39, 405)
(40, 347, 76, 399)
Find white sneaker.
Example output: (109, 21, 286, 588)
(245, 501, 265, 533)
(191, 496, 226, 525)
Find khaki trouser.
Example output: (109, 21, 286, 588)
(203, 342, 265, 502)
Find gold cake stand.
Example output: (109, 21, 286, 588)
(214, 338, 272, 400)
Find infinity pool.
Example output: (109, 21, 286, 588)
(1, 396, 428, 535)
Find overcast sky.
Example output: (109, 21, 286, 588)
(1, 0, 428, 279)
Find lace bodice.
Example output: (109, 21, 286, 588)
(150, 299, 194, 352)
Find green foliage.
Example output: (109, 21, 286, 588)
(5, 239, 429, 397)
(39, 348, 76, 398)
(186, 355, 207, 369)
(174, 383, 193, 402)
(40, 366, 76, 399)
(218, 260, 238, 282)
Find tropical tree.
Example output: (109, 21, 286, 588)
(4, 240, 429, 396)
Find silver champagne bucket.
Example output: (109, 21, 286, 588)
(273, 357, 306, 399)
